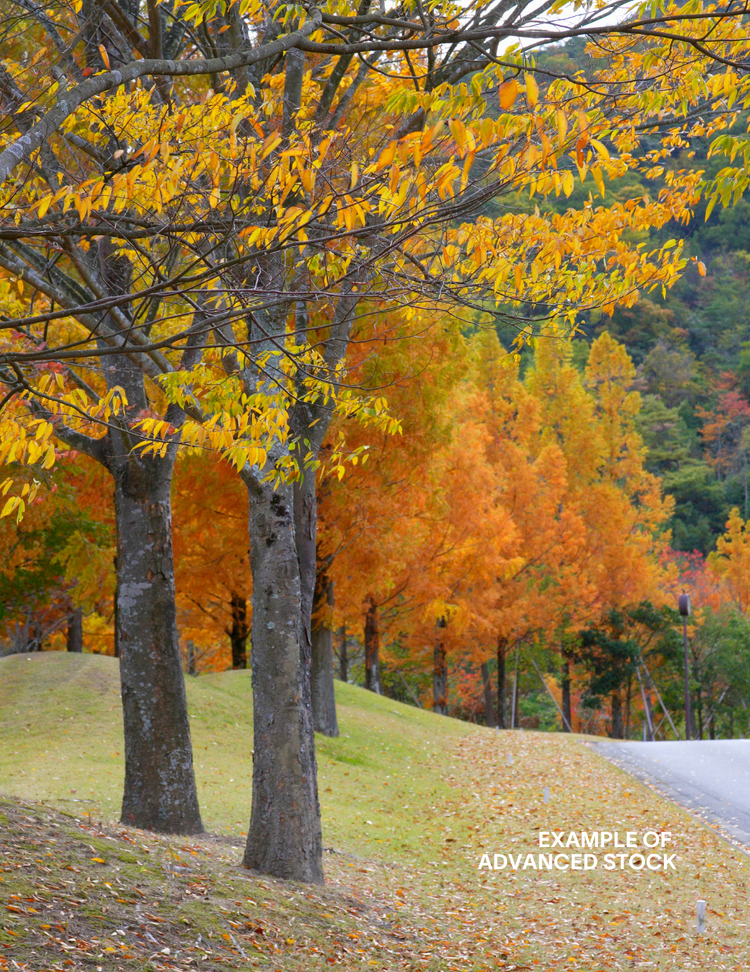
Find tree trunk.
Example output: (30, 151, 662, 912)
(66, 608, 83, 653)
(561, 658, 572, 733)
(625, 674, 632, 738)
(481, 662, 496, 728)
(26, 241, 202, 835)
(186, 640, 196, 676)
(241, 473, 323, 883)
(236, 265, 355, 884)
(496, 638, 506, 728)
(339, 625, 348, 683)
(311, 570, 339, 737)
(610, 690, 623, 739)
(227, 592, 249, 669)
(114, 457, 203, 835)
(364, 594, 381, 693)
(433, 619, 448, 715)
(113, 556, 119, 658)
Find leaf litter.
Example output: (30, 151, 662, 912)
(0, 729, 748, 971)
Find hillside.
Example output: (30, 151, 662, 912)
(0, 653, 749, 971)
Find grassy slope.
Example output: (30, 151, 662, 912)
(0, 652, 749, 972)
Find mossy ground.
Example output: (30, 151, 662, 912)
(0, 652, 748, 971)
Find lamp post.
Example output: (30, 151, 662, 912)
(678, 593, 691, 741)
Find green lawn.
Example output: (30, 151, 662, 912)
(1, 651, 749, 972)
(0, 652, 473, 858)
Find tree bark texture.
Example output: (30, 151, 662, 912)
(364, 594, 381, 694)
(293, 460, 338, 740)
(610, 690, 624, 739)
(433, 619, 448, 715)
(114, 452, 203, 834)
(241, 474, 323, 883)
(66, 608, 83, 652)
(481, 662, 496, 728)
(51, 340, 203, 835)
(561, 658, 572, 733)
(186, 640, 196, 676)
(339, 625, 348, 683)
(496, 639, 507, 729)
(311, 569, 339, 737)
(228, 591, 249, 669)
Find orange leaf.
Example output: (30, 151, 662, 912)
(376, 141, 397, 170)
(498, 80, 518, 110)
(576, 133, 589, 168)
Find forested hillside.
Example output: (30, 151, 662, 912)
(529, 41, 750, 556)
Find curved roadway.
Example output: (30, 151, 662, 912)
(588, 739, 750, 851)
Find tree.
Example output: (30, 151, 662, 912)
(709, 509, 750, 614)
(4, 0, 750, 879)
(579, 611, 640, 739)
(171, 454, 251, 671)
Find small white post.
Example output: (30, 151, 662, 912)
(696, 899, 706, 934)
(543, 787, 550, 803)
(507, 753, 513, 766)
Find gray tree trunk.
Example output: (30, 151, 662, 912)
(235, 199, 356, 880)
(227, 592, 249, 669)
(561, 657, 572, 733)
(241, 473, 323, 883)
(481, 662, 496, 728)
(496, 638, 507, 728)
(364, 595, 381, 693)
(339, 625, 348, 682)
(433, 619, 448, 715)
(311, 571, 338, 736)
(47, 340, 203, 835)
(610, 690, 623, 739)
(66, 608, 83, 653)
(114, 450, 203, 834)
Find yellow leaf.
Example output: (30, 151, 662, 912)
(376, 141, 397, 170)
(526, 74, 539, 108)
(260, 133, 282, 159)
(98, 45, 110, 70)
(514, 265, 523, 291)
(590, 138, 610, 161)
(389, 164, 400, 197)
(38, 195, 52, 218)
(592, 164, 605, 197)
(0, 497, 20, 520)
(498, 79, 517, 110)
(448, 118, 467, 154)
(698, 260, 707, 276)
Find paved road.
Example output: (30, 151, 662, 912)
(589, 740, 750, 849)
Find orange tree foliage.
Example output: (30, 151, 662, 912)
(322, 329, 674, 715)
(0, 450, 114, 653)
(709, 508, 750, 614)
(171, 454, 251, 669)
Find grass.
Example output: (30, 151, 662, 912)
(0, 651, 749, 971)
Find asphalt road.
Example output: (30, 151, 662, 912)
(589, 739, 750, 849)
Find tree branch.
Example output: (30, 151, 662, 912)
(0, 9, 323, 185)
